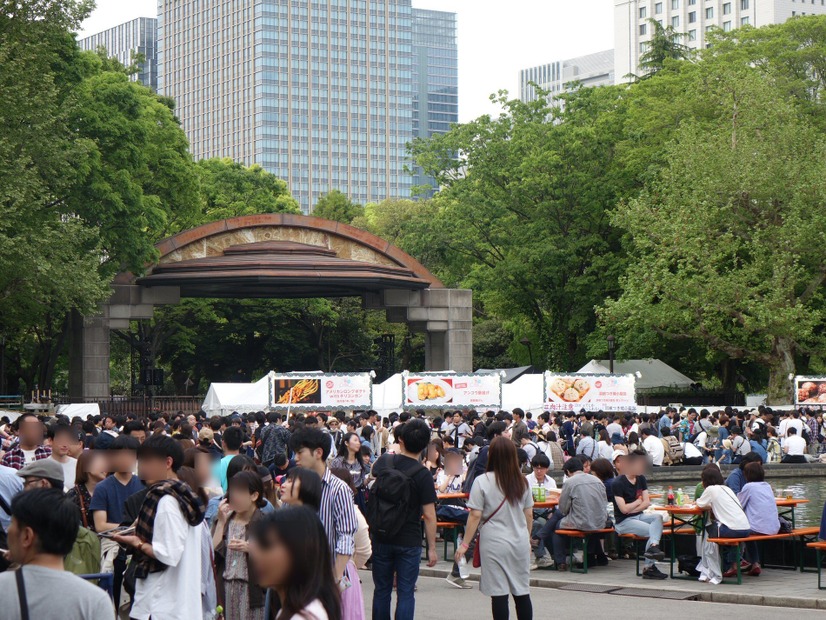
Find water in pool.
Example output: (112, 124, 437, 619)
(648, 477, 826, 527)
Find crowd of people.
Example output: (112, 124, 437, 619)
(0, 403, 824, 619)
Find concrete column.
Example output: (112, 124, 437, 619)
(377, 288, 473, 372)
(68, 310, 111, 400)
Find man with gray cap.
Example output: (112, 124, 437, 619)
(16, 458, 64, 491)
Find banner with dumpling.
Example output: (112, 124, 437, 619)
(543, 372, 636, 412)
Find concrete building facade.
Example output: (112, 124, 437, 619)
(411, 8, 458, 193)
(157, 0, 419, 214)
(78, 16, 158, 91)
(519, 49, 615, 104)
(615, 0, 826, 80)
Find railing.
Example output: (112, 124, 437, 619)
(53, 395, 204, 416)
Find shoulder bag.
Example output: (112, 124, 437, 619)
(472, 496, 507, 568)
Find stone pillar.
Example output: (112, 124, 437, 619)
(369, 288, 473, 372)
(68, 310, 111, 400)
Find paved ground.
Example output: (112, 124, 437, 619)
(359, 573, 826, 619)
(361, 553, 826, 611)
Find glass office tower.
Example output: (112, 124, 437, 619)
(158, 0, 415, 213)
(411, 8, 458, 195)
(79, 17, 158, 91)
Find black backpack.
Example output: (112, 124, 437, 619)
(367, 455, 416, 539)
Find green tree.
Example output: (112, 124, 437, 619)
(194, 158, 300, 224)
(636, 19, 691, 78)
(601, 67, 826, 404)
(313, 190, 364, 223)
(411, 87, 635, 370)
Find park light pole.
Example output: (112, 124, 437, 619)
(607, 334, 615, 373)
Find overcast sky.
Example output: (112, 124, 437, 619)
(79, 0, 614, 122)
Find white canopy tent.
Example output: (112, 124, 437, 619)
(202, 373, 271, 415)
(55, 403, 101, 420)
(502, 373, 545, 412)
(372, 373, 403, 414)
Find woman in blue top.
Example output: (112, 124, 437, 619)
(748, 429, 769, 463)
(737, 462, 780, 576)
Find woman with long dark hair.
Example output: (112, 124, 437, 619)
(454, 437, 533, 620)
(249, 506, 342, 620)
(330, 432, 369, 513)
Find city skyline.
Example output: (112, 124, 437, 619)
(79, 0, 615, 123)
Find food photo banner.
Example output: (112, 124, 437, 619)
(794, 376, 826, 406)
(403, 372, 502, 409)
(268, 373, 373, 410)
(543, 372, 636, 412)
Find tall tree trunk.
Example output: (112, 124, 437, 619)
(766, 337, 795, 405)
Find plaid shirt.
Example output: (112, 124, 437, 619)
(0, 445, 51, 470)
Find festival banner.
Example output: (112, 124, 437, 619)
(403, 372, 502, 409)
(268, 373, 373, 410)
(543, 372, 636, 412)
(794, 376, 826, 405)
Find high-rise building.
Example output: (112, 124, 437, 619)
(411, 8, 458, 194)
(78, 17, 158, 91)
(615, 0, 826, 81)
(519, 49, 615, 105)
(157, 0, 417, 213)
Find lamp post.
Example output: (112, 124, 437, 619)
(607, 334, 615, 373)
(520, 337, 534, 367)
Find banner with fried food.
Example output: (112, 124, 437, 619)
(794, 376, 826, 405)
(403, 372, 502, 409)
(543, 372, 635, 412)
(269, 373, 372, 410)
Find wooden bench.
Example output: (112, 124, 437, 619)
(619, 523, 696, 575)
(437, 521, 463, 561)
(708, 527, 820, 584)
(555, 528, 615, 573)
(806, 541, 826, 590)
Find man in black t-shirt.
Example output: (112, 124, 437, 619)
(370, 419, 437, 620)
(611, 451, 667, 580)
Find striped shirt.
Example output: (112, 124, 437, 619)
(319, 466, 357, 559)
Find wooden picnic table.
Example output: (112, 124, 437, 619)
(436, 492, 558, 509)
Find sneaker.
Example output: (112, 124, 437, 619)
(535, 556, 554, 569)
(529, 561, 538, 571)
(643, 545, 665, 561)
(698, 574, 710, 583)
(709, 576, 722, 585)
(722, 566, 739, 578)
(747, 564, 762, 577)
(446, 575, 472, 590)
(556, 563, 569, 572)
(642, 565, 668, 580)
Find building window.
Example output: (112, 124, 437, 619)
(671, 0, 679, 8)
(639, 6, 647, 18)
(672, 15, 680, 27)
(723, 2, 732, 14)
(640, 42, 649, 53)
(688, 0, 696, 4)
(723, 20, 732, 31)
(689, 11, 696, 22)
(740, 0, 749, 8)
(655, 2, 663, 14)
(706, 7, 714, 18)
(741, 15, 750, 25)
(688, 29, 697, 40)
(640, 23, 647, 35)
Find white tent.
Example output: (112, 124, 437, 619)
(55, 403, 101, 420)
(372, 373, 403, 414)
(202, 374, 271, 415)
(577, 359, 694, 391)
(502, 373, 545, 412)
